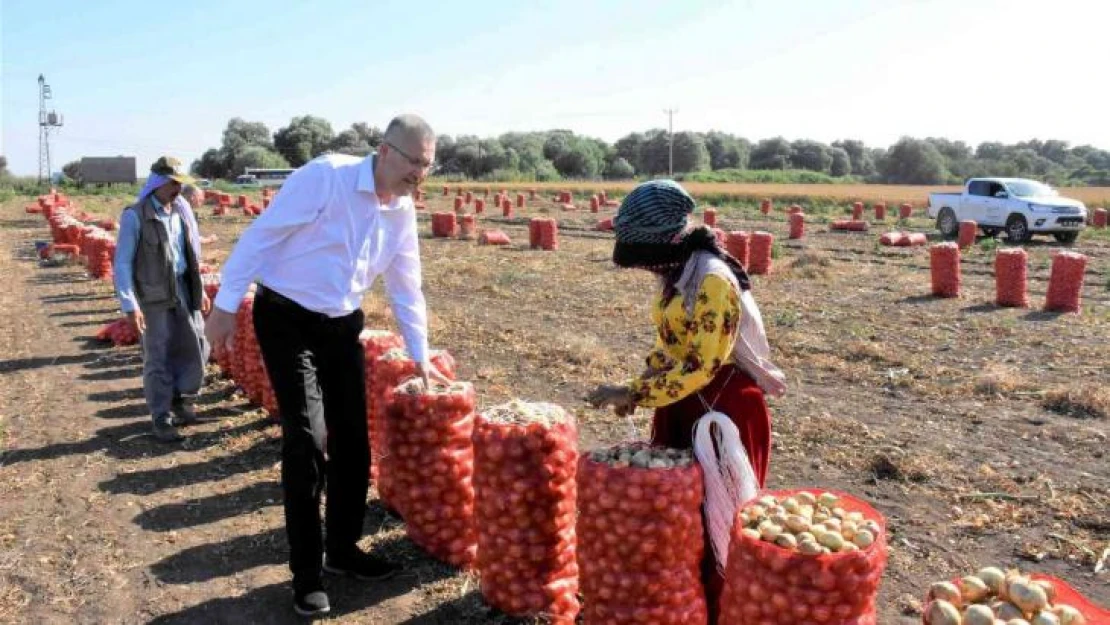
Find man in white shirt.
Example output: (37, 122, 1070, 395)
(204, 114, 445, 617)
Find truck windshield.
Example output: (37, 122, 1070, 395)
(1006, 181, 1056, 197)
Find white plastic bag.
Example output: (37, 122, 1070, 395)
(693, 411, 760, 573)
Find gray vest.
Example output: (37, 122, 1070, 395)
(125, 196, 202, 313)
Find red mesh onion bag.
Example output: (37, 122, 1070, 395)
(994, 248, 1029, 308)
(789, 213, 805, 240)
(957, 220, 977, 249)
(577, 443, 707, 625)
(749, 231, 774, 275)
(930, 243, 961, 298)
(385, 379, 477, 568)
(1044, 251, 1088, 313)
(473, 401, 580, 623)
(720, 489, 888, 625)
(726, 231, 750, 267)
(358, 330, 404, 485)
(369, 348, 456, 513)
(879, 232, 906, 246)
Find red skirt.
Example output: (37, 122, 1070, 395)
(650, 364, 772, 624)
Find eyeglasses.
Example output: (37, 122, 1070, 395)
(385, 141, 434, 170)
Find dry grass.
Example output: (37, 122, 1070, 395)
(1043, 385, 1110, 420)
(970, 364, 1042, 397)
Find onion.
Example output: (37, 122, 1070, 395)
(996, 602, 1026, 620)
(852, 529, 875, 548)
(961, 575, 991, 603)
(1009, 578, 1049, 614)
(798, 540, 822, 556)
(1034, 580, 1056, 604)
(978, 567, 1007, 594)
(1052, 605, 1086, 625)
(926, 599, 962, 625)
(929, 581, 964, 607)
(1031, 612, 1060, 625)
(964, 603, 996, 625)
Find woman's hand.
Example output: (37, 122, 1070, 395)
(586, 384, 636, 416)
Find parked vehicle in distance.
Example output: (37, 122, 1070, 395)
(927, 178, 1087, 244)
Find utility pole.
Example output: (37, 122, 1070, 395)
(663, 108, 678, 177)
(38, 74, 64, 185)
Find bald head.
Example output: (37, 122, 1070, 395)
(182, 183, 204, 207)
(383, 114, 435, 145)
(377, 114, 436, 198)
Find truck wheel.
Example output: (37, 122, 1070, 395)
(936, 208, 958, 239)
(1005, 215, 1031, 244)
(1053, 231, 1079, 245)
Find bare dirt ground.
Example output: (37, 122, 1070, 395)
(0, 188, 1106, 624)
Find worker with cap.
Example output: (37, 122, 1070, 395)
(113, 156, 211, 442)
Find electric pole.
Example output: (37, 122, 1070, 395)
(663, 108, 678, 177)
(38, 74, 64, 185)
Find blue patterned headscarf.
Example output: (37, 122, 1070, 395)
(613, 179, 695, 245)
(610, 179, 750, 291)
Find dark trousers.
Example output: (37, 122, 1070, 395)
(252, 286, 369, 588)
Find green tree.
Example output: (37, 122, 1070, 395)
(614, 132, 645, 172)
(222, 118, 272, 154)
(749, 137, 793, 170)
(671, 131, 711, 173)
(878, 137, 950, 184)
(829, 147, 852, 177)
(0, 155, 9, 177)
(790, 140, 832, 172)
(704, 131, 749, 170)
(191, 148, 228, 179)
(831, 140, 875, 175)
(274, 115, 335, 167)
(552, 137, 605, 178)
(330, 130, 370, 156)
(62, 160, 82, 181)
(604, 156, 635, 179)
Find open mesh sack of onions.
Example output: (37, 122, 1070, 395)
(922, 566, 1106, 625)
(577, 442, 707, 625)
(718, 489, 888, 624)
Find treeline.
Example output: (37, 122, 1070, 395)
(172, 116, 1110, 186)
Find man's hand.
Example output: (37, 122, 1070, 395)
(127, 310, 146, 335)
(204, 308, 237, 351)
(415, 360, 452, 388)
(586, 384, 636, 417)
(201, 292, 212, 316)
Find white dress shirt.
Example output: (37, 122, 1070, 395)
(214, 153, 430, 365)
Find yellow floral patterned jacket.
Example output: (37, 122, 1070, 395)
(628, 274, 741, 407)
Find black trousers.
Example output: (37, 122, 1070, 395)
(252, 286, 369, 587)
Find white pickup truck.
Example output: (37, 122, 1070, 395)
(927, 178, 1087, 244)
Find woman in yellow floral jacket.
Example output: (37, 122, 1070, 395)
(587, 179, 772, 620)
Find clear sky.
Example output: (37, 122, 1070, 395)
(2, 0, 1107, 176)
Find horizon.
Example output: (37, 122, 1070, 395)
(2, 0, 1107, 176)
